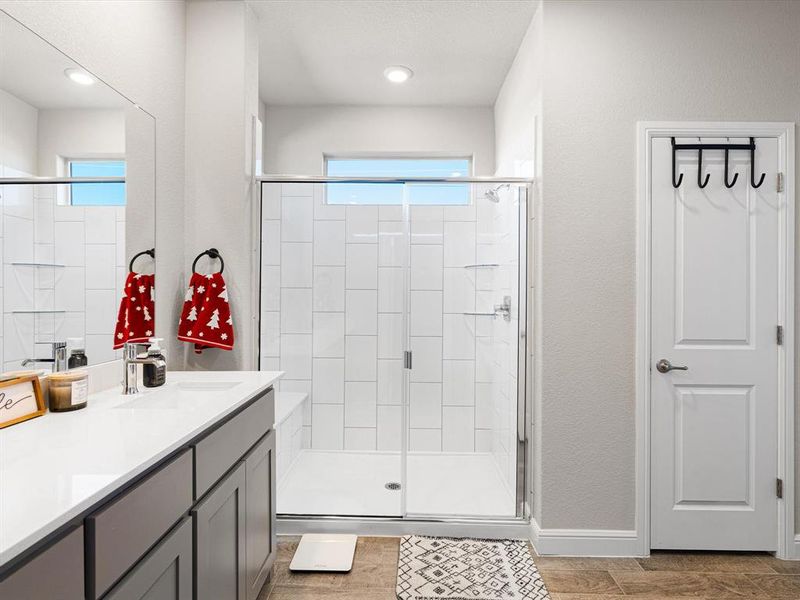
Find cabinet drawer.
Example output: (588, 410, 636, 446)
(86, 449, 193, 599)
(0, 525, 84, 600)
(194, 388, 274, 499)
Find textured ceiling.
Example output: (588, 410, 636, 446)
(250, 0, 537, 106)
(0, 12, 129, 109)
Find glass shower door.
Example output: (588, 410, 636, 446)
(402, 182, 525, 519)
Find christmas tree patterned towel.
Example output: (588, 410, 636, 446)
(114, 272, 155, 349)
(177, 272, 234, 353)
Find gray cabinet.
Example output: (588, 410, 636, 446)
(0, 525, 84, 600)
(105, 517, 193, 600)
(193, 461, 247, 600)
(245, 431, 277, 600)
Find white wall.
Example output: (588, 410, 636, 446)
(0, 0, 186, 367)
(537, 0, 800, 532)
(263, 105, 495, 175)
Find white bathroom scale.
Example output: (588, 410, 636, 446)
(289, 534, 358, 572)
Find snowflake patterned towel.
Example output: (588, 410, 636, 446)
(113, 272, 156, 349)
(177, 272, 234, 354)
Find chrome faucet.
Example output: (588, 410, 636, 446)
(122, 341, 163, 395)
(22, 341, 68, 372)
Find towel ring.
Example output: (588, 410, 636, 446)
(128, 248, 155, 273)
(192, 248, 225, 274)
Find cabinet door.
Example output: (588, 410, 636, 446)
(193, 461, 246, 600)
(245, 431, 277, 600)
(105, 517, 192, 600)
(0, 525, 83, 600)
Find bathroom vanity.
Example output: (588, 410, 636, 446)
(0, 371, 282, 600)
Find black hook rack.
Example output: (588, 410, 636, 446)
(671, 137, 764, 190)
(128, 248, 155, 273)
(192, 248, 224, 274)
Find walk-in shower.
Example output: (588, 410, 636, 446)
(258, 176, 530, 525)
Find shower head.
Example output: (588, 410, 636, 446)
(483, 183, 510, 203)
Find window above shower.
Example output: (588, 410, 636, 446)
(324, 156, 472, 205)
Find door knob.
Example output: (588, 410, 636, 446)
(656, 359, 688, 373)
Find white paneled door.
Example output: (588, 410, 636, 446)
(650, 136, 781, 550)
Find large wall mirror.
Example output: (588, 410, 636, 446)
(0, 11, 155, 371)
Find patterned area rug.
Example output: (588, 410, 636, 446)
(396, 535, 550, 599)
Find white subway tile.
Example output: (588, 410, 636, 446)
(409, 336, 442, 383)
(345, 289, 377, 335)
(344, 428, 377, 450)
(410, 206, 443, 245)
(442, 406, 475, 452)
(409, 291, 442, 336)
(4, 266, 34, 312)
(475, 382, 493, 428)
(86, 333, 115, 364)
(281, 196, 314, 242)
(443, 360, 475, 406)
(313, 220, 345, 265)
(443, 221, 476, 267)
(443, 314, 475, 360)
(346, 206, 378, 243)
(85, 246, 116, 289)
(443, 268, 475, 313)
(282, 183, 314, 197)
(377, 405, 402, 451)
(377, 313, 403, 359)
(260, 311, 280, 357)
(262, 266, 280, 311)
(5, 216, 34, 263)
(410, 382, 441, 428)
(312, 358, 344, 404)
(312, 312, 344, 357)
(115, 222, 126, 267)
(475, 429, 492, 452)
(377, 359, 402, 405)
(378, 221, 404, 267)
(409, 245, 442, 290)
(85, 207, 116, 244)
(262, 183, 281, 219)
(344, 335, 377, 381)
(378, 205, 403, 221)
(261, 221, 281, 266)
(85, 289, 116, 335)
(377, 267, 403, 313)
(281, 242, 312, 287)
(280, 288, 312, 333)
(345, 244, 377, 289)
(344, 381, 376, 427)
(54, 267, 85, 312)
(410, 429, 441, 452)
(313, 266, 345, 311)
(314, 185, 346, 220)
(312, 405, 344, 450)
(280, 334, 312, 379)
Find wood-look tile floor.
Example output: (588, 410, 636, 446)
(258, 536, 800, 599)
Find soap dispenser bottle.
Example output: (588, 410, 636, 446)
(143, 338, 167, 388)
(67, 337, 88, 369)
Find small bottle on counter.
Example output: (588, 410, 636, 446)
(143, 338, 167, 388)
(47, 370, 89, 412)
(67, 338, 88, 369)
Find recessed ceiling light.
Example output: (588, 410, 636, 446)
(383, 65, 413, 84)
(64, 68, 95, 86)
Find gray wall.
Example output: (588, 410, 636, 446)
(538, 0, 800, 531)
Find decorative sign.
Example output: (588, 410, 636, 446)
(0, 375, 45, 429)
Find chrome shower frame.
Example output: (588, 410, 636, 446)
(256, 174, 534, 529)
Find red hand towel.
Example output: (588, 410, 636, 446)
(177, 272, 234, 354)
(113, 272, 156, 349)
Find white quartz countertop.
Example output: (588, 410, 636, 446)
(0, 370, 283, 569)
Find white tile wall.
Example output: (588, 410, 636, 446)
(2, 182, 126, 372)
(260, 183, 523, 463)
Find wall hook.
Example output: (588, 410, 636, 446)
(670, 138, 683, 188)
(749, 137, 765, 188)
(696, 148, 710, 188)
(723, 148, 738, 188)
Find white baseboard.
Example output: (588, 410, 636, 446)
(792, 535, 800, 560)
(530, 519, 641, 557)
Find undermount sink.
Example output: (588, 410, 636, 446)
(176, 381, 242, 391)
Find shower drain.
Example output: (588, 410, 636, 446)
(385, 482, 402, 491)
